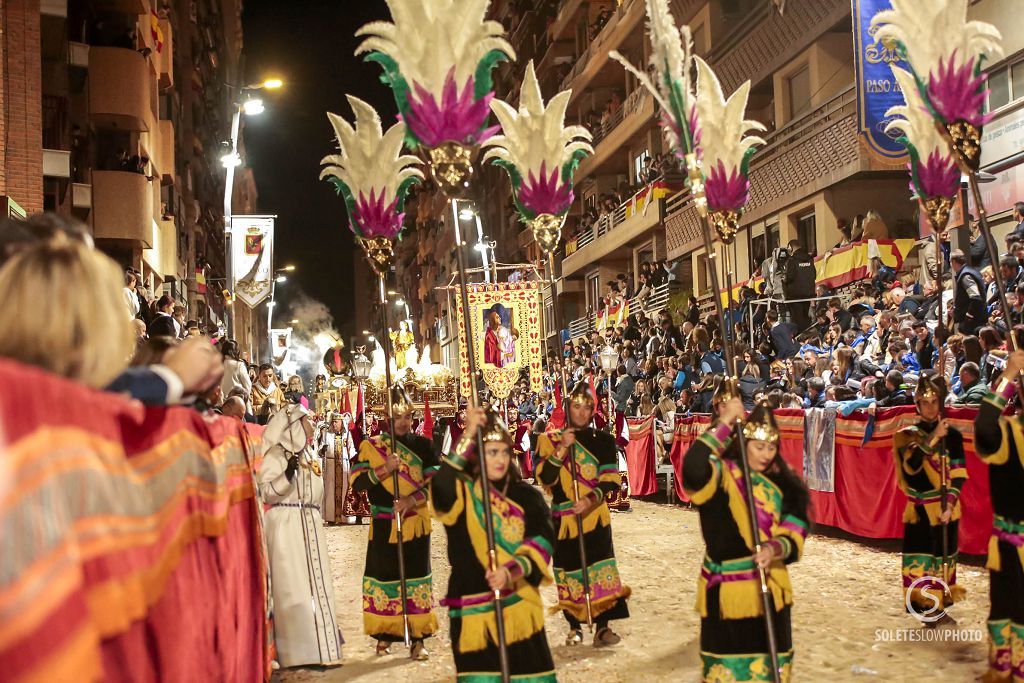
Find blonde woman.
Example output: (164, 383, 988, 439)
(0, 220, 222, 404)
(0, 235, 134, 389)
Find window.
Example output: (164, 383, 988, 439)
(787, 65, 811, 120)
(586, 272, 601, 312)
(750, 231, 766, 275)
(696, 253, 709, 294)
(796, 212, 817, 257)
(766, 221, 780, 256)
(989, 68, 1010, 111)
(985, 59, 1024, 113)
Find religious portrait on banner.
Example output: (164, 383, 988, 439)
(455, 282, 543, 398)
(482, 303, 519, 369)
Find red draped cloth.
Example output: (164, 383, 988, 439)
(0, 359, 271, 682)
(625, 416, 658, 495)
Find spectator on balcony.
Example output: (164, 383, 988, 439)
(831, 219, 854, 250)
(685, 295, 701, 326)
(634, 271, 652, 305)
(617, 273, 633, 299)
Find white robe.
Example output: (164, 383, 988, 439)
(259, 407, 343, 668)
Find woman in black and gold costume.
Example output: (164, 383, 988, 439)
(682, 396, 809, 683)
(432, 406, 557, 682)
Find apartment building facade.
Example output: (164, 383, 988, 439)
(20, 0, 259, 350)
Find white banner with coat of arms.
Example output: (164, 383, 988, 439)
(230, 215, 275, 308)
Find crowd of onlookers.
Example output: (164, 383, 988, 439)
(566, 153, 682, 247)
(501, 204, 1024, 455)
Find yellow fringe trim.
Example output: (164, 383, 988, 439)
(906, 583, 966, 608)
(551, 585, 632, 621)
(363, 610, 438, 640)
(456, 591, 546, 654)
(695, 565, 792, 619)
(986, 535, 1024, 574)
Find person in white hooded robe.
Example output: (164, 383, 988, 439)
(258, 401, 344, 668)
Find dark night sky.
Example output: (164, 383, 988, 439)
(240, 0, 394, 337)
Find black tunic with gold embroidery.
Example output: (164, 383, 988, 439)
(432, 454, 557, 681)
(974, 386, 1024, 681)
(682, 424, 808, 683)
(350, 432, 440, 642)
(536, 427, 630, 629)
(892, 419, 967, 613)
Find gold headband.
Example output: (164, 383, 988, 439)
(742, 421, 780, 444)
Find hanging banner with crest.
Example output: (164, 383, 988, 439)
(852, 0, 910, 161)
(230, 215, 275, 308)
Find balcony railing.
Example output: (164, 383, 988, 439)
(559, 0, 637, 91)
(566, 282, 673, 340)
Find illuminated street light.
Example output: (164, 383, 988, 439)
(275, 275, 287, 283)
(242, 98, 265, 116)
(279, 264, 296, 272)
(261, 78, 284, 89)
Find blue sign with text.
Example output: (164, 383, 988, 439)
(852, 0, 909, 160)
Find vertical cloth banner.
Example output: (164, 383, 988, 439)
(625, 415, 658, 496)
(230, 215, 275, 308)
(454, 281, 544, 399)
(803, 407, 837, 492)
(852, 0, 910, 161)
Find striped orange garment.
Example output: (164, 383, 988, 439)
(0, 359, 271, 682)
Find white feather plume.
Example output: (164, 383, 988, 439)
(319, 95, 424, 205)
(883, 66, 949, 164)
(871, 0, 1002, 76)
(355, 0, 515, 99)
(481, 61, 593, 179)
(693, 56, 765, 175)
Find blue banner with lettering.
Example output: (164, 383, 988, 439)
(852, 0, 909, 160)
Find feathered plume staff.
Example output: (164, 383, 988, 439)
(610, 0, 764, 239)
(320, 95, 424, 273)
(481, 60, 592, 246)
(609, 0, 696, 159)
(871, 0, 1002, 170)
(884, 66, 960, 231)
(691, 56, 766, 238)
(613, 3, 780, 681)
(319, 94, 424, 651)
(355, 0, 515, 152)
(482, 60, 595, 631)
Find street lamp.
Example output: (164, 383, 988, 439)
(352, 351, 373, 432)
(224, 76, 284, 338)
(276, 275, 287, 283)
(599, 344, 619, 432)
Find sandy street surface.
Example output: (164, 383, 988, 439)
(275, 499, 989, 682)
